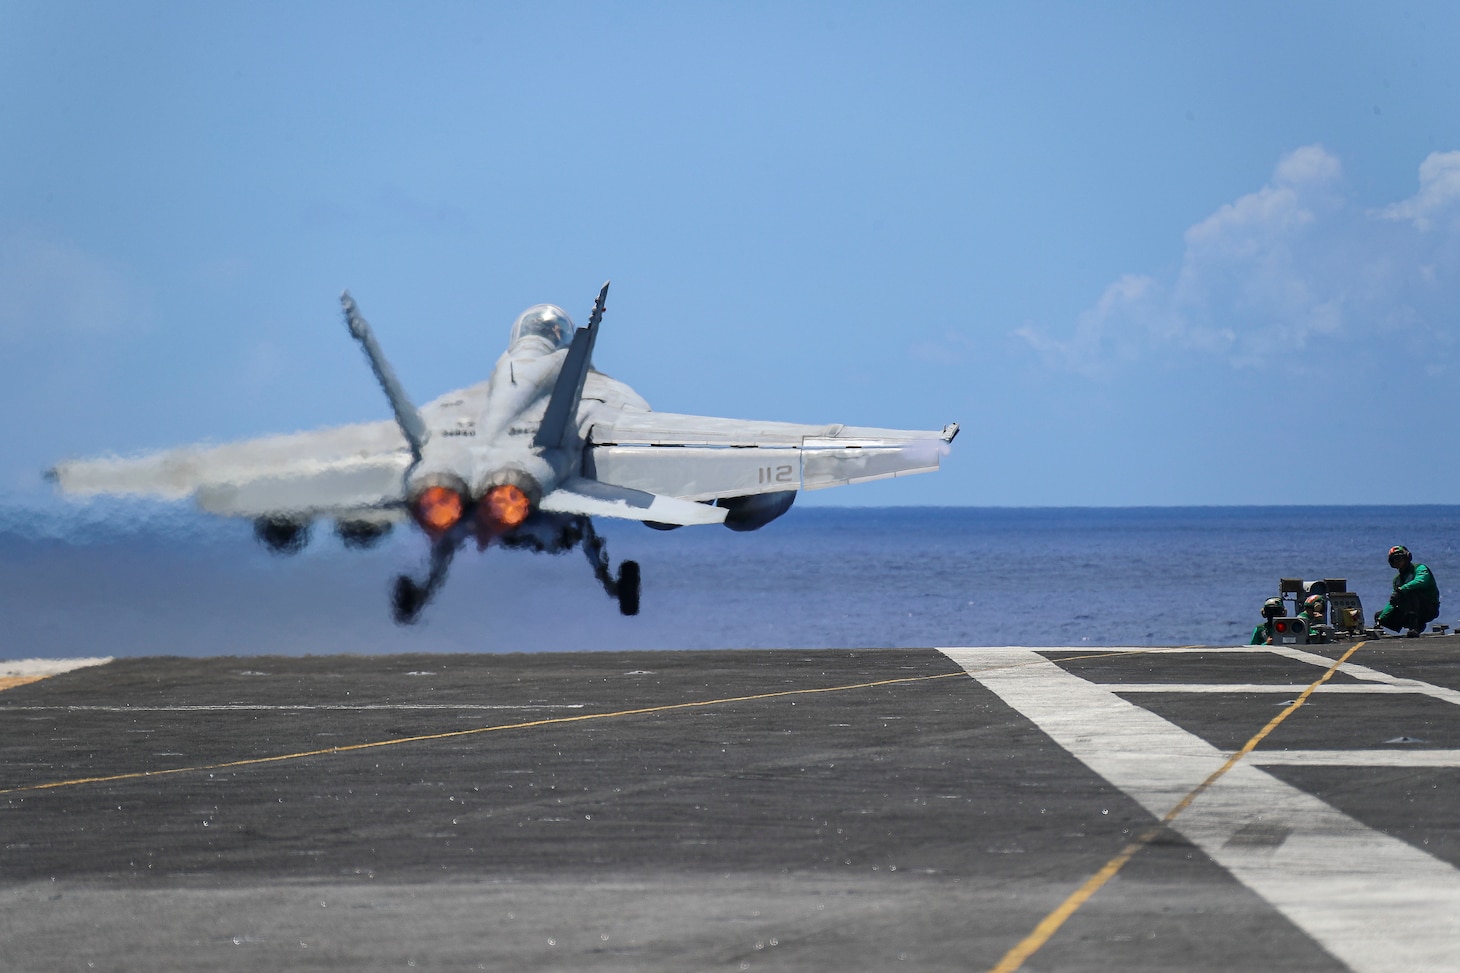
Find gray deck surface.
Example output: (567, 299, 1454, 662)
(2, 640, 1458, 971)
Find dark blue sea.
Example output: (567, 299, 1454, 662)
(4, 504, 1458, 658)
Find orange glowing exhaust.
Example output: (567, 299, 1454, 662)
(481, 483, 531, 530)
(413, 484, 465, 534)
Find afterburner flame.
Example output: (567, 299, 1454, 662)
(482, 484, 531, 530)
(413, 485, 465, 534)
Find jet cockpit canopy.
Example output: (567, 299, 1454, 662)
(509, 304, 575, 352)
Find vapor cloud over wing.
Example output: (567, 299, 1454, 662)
(1015, 146, 1460, 375)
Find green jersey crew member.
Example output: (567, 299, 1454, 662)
(1374, 545, 1440, 637)
(1300, 594, 1329, 642)
(1251, 596, 1285, 645)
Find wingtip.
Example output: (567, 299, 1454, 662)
(942, 422, 960, 443)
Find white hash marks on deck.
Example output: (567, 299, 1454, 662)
(939, 646, 1460, 973)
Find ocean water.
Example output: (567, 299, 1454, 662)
(3, 504, 1458, 658)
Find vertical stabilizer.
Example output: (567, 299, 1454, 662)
(534, 281, 609, 450)
(341, 291, 429, 462)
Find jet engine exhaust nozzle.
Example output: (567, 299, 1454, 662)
(474, 469, 543, 535)
(408, 476, 470, 537)
(482, 483, 532, 531)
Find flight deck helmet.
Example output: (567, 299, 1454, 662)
(1303, 594, 1326, 618)
(1261, 597, 1284, 619)
(1388, 545, 1412, 568)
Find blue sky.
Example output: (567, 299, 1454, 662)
(4, 1, 1459, 508)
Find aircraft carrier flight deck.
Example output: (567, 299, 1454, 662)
(3, 642, 1458, 972)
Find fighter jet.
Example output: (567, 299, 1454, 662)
(49, 283, 958, 623)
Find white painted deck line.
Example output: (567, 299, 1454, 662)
(940, 646, 1460, 973)
(1050, 646, 1290, 653)
(1101, 683, 1435, 695)
(1267, 647, 1460, 706)
(0, 658, 111, 679)
(1249, 749, 1460, 768)
(0, 703, 587, 713)
(1046, 644, 1460, 706)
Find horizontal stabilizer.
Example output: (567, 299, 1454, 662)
(540, 477, 727, 526)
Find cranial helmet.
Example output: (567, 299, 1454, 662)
(1262, 597, 1284, 619)
(1388, 545, 1412, 565)
(1303, 594, 1325, 614)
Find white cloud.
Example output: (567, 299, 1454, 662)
(1272, 143, 1343, 189)
(1018, 145, 1460, 373)
(1380, 150, 1460, 231)
(1013, 273, 1199, 378)
(0, 233, 151, 342)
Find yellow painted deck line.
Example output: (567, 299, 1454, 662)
(0, 657, 111, 680)
(1268, 645, 1460, 705)
(970, 642, 1364, 973)
(0, 658, 111, 693)
(0, 650, 1167, 796)
(959, 642, 1460, 972)
(0, 669, 969, 796)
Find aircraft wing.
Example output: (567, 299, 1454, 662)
(47, 420, 412, 519)
(584, 412, 957, 503)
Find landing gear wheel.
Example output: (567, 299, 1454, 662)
(392, 575, 426, 625)
(616, 560, 640, 616)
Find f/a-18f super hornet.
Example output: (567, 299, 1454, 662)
(49, 283, 958, 623)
